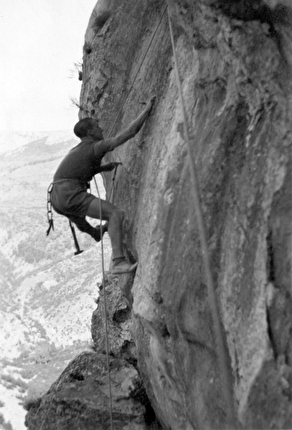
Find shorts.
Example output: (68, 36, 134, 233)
(50, 180, 95, 218)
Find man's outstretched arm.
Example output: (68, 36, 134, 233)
(96, 98, 155, 155)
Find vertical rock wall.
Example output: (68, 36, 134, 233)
(80, 1, 292, 429)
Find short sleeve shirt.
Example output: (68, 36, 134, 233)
(53, 137, 114, 183)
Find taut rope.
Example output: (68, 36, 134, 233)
(105, 5, 168, 204)
(167, 7, 238, 429)
(94, 176, 114, 430)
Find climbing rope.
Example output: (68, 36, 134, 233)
(94, 176, 114, 430)
(86, 6, 166, 429)
(106, 5, 167, 141)
(108, 163, 119, 203)
(104, 4, 168, 204)
(86, 11, 168, 426)
(167, 8, 238, 429)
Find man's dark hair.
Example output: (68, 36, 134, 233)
(73, 117, 95, 138)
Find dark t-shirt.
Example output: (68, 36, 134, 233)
(53, 137, 114, 183)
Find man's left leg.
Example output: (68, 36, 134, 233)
(69, 215, 108, 242)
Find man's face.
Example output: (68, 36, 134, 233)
(88, 121, 103, 140)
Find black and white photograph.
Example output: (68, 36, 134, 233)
(0, 1, 291, 429)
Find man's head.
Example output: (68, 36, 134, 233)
(73, 118, 103, 140)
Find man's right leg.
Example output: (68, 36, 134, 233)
(86, 198, 137, 274)
(86, 198, 124, 259)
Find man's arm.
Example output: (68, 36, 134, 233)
(96, 98, 155, 156)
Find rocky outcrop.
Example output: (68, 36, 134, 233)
(25, 351, 143, 430)
(25, 276, 160, 429)
(26, 0, 292, 429)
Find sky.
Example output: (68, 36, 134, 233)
(0, 0, 97, 132)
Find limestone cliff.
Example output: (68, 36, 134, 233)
(26, 0, 292, 429)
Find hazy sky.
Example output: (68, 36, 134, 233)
(0, 0, 97, 132)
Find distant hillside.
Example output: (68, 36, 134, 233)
(0, 130, 75, 154)
(0, 130, 111, 430)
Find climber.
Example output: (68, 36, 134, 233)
(49, 97, 155, 274)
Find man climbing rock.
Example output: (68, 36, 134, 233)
(50, 98, 155, 274)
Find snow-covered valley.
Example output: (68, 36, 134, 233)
(0, 131, 111, 429)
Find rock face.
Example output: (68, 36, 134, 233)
(26, 1, 292, 429)
(80, 0, 292, 428)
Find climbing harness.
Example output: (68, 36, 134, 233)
(167, 8, 238, 429)
(94, 176, 114, 430)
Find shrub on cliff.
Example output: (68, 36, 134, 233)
(22, 396, 41, 411)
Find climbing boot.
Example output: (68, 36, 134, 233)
(93, 222, 108, 242)
(111, 260, 138, 275)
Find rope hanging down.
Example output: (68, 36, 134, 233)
(108, 163, 120, 204)
(167, 8, 238, 429)
(105, 5, 168, 204)
(106, 5, 167, 141)
(94, 176, 114, 430)
(87, 9, 168, 427)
